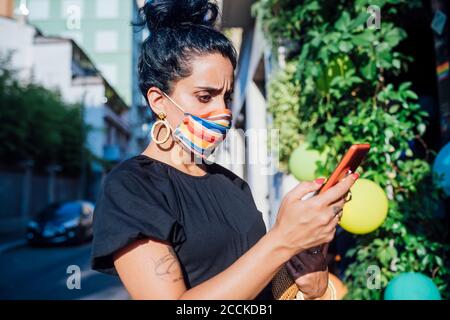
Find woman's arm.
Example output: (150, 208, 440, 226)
(114, 227, 290, 300)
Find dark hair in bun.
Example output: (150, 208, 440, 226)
(137, 0, 237, 109)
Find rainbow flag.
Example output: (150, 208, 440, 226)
(437, 61, 449, 81)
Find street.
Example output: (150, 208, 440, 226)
(0, 242, 129, 300)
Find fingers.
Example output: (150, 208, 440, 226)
(331, 205, 343, 217)
(313, 211, 339, 248)
(286, 178, 326, 201)
(316, 172, 359, 206)
(330, 197, 345, 221)
(316, 195, 343, 224)
(325, 221, 338, 242)
(324, 205, 340, 229)
(335, 208, 344, 222)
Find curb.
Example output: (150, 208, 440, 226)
(0, 239, 28, 254)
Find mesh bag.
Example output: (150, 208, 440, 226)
(271, 265, 299, 300)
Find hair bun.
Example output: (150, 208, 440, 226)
(140, 0, 219, 31)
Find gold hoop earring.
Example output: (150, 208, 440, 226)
(150, 112, 171, 144)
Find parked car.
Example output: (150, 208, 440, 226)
(26, 200, 94, 245)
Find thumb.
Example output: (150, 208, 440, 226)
(287, 177, 327, 200)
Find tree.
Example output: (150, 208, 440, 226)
(0, 58, 85, 175)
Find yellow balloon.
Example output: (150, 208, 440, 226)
(340, 179, 388, 234)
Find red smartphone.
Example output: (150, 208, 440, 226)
(318, 143, 371, 194)
(302, 144, 371, 255)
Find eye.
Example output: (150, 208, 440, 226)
(198, 95, 212, 103)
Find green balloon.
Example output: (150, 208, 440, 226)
(289, 144, 326, 181)
(384, 272, 441, 300)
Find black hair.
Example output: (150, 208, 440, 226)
(136, 0, 238, 107)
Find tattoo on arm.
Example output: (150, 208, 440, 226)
(152, 247, 183, 283)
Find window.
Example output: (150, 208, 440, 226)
(96, 0, 118, 19)
(28, 0, 50, 20)
(95, 30, 118, 53)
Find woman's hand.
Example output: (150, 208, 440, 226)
(271, 172, 358, 258)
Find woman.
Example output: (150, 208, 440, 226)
(90, 0, 358, 300)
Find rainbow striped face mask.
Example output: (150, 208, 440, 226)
(162, 91, 232, 160)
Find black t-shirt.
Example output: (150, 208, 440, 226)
(90, 154, 273, 299)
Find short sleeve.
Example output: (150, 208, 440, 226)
(90, 165, 186, 275)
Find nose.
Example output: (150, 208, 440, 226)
(218, 94, 233, 111)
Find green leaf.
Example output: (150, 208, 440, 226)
(353, 30, 375, 46)
(392, 59, 401, 69)
(416, 246, 426, 256)
(377, 250, 390, 266)
(404, 90, 419, 100)
(384, 128, 394, 139)
(335, 12, 351, 31)
(389, 104, 400, 113)
(435, 256, 443, 267)
(373, 239, 384, 246)
(387, 246, 398, 259)
(325, 121, 336, 133)
(417, 123, 426, 135)
(405, 149, 413, 157)
(377, 48, 393, 66)
(361, 60, 377, 80)
(399, 82, 412, 91)
(339, 41, 353, 52)
(349, 12, 370, 30)
(317, 135, 327, 146)
(384, 27, 405, 47)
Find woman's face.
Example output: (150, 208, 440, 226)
(149, 53, 234, 128)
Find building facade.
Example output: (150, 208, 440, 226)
(13, 0, 152, 155)
(16, 0, 133, 105)
(0, 14, 130, 185)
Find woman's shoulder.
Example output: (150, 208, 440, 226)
(98, 155, 180, 206)
(94, 155, 178, 224)
(105, 155, 140, 178)
(91, 155, 186, 275)
(104, 155, 170, 186)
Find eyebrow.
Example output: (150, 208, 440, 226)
(194, 86, 234, 94)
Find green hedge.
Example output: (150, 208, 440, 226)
(253, 0, 449, 299)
